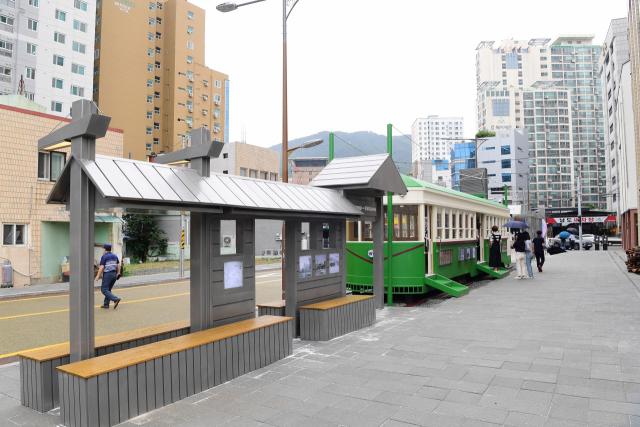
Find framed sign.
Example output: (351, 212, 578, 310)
(329, 253, 340, 274)
(223, 261, 243, 289)
(439, 249, 452, 266)
(315, 254, 327, 276)
(299, 255, 312, 280)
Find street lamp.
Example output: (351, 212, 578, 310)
(217, 0, 302, 183)
(286, 137, 323, 154)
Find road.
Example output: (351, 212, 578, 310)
(0, 270, 283, 360)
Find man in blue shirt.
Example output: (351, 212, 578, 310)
(95, 243, 122, 309)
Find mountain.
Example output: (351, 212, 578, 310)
(269, 131, 412, 174)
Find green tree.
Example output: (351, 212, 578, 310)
(122, 214, 168, 262)
(475, 130, 496, 138)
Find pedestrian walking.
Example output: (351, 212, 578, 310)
(488, 225, 503, 271)
(95, 243, 122, 309)
(523, 231, 534, 279)
(512, 232, 527, 279)
(532, 230, 546, 272)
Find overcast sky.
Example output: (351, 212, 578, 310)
(189, 0, 628, 147)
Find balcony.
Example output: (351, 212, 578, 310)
(0, 74, 10, 83)
(0, 22, 13, 33)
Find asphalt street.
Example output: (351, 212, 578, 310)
(0, 270, 283, 360)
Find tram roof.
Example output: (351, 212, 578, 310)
(401, 175, 508, 210)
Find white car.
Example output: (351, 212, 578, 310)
(581, 234, 595, 244)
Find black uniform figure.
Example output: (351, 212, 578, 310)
(488, 225, 503, 271)
(532, 230, 546, 272)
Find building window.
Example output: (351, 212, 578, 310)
(239, 168, 247, 176)
(55, 9, 67, 21)
(147, 48, 154, 57)
(148, 1, 155, 9)
(492, 99, 509, 116)
(71, 63, 85, 75)
(25, 67, 35, 79)
(0, 40, 12, 55)
(51, 77, 63, 89)
(215, 80, 222, 88)
(148, 17, 155, 25)
(70, 85, 84, 96)
(186, 55, 192, 64)
(155, 32, 161, 40)
(501, 173, 511, 183)
(25, 92, 34, 101)
(154, 76, 160, 83)
(213, 94, 221, 103)
(146, 95, 153, 103)
(3, 224, 26, 246)
(146, 111, 152, 119)
(54, 32, 66, 44)
(153, 137, 159, 145)
(146, 79, 153, 87)
(156, 1, 162, 9)
(156, 17, 161, 24)
(0, 15, 14, 27)
(51, 100, 63, 112)
(72, 41, 86, 54)
(73, 19, 87, 32)
(153, 107, 160, 114)
(501, 145, 510, 155)
(0, 66, 11, 79)
(146, 127, 152, 135)
(187, 25, 193, 34)
(186, 40, 194, 50)
(147, 63, 153, 72)
(155, 47, 161, 54)
(147, 32, 153, 41)
(155, 61, 160, 69)
(154, 91, 160, 99)
(501, 159, 511, 169)
(28, 0, 39, 7)
(187, 10, 194, 19)
(153, 122, 160, 130)
(26, 43, 36, 55)
(52, 54, 64, 66)
(38, 151, 65, 181)
(74, 0, 88, 11)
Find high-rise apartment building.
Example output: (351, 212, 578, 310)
(476, 36, 606, 210)
(411, 116, 463, 162)
(94, 0, 228, 160)
(629, 0, 640, 244)
(0, 0, 95, 116)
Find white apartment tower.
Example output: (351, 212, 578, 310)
(0, 0, 95, 116)
(411, 116, 463, 162)
(476, 36, 606, 210)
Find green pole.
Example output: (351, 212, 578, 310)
(386, 123, 393, 306)
(329, 132, 334, 161)
(503, 184, 509, 207)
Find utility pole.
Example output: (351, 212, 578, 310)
(329, 132, 334, 162)
(386, 124, 393, 306)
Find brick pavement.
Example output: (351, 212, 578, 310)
(2, 249, 640, 426)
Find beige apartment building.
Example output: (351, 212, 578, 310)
(0, 97, 124, 287)
(630, 0, 640, 243)
(94, 0, 227, 160)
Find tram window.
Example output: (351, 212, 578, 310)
(436, 209, 442, 239)
(409, 215, 416, 239)
(459, 212, 463, 239)
(322, 223, 331, 249)
(401, 214, 409, 238)
(444, 210, 450, 239)
(452, 212, 457, 239)
(347, 221, 359, 241)
(362, 221, 373, 241)
(393, 213, 400, 238)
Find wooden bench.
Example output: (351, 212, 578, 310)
(18, 320, 190, 413)
(257, 300, 285, 316)
(56, 315, 294, 427)
(299, 295, 375, 341)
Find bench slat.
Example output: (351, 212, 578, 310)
(57, 316, 292, 379)
(256, 300, 285, 308)
(18, 320, 190, 362)
(299, 295, 373, 310)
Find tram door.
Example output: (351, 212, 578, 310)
(476, 214, 482, 261)
(424, 206, 430, 274)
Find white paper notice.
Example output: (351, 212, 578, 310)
(224, 261, 243, 289)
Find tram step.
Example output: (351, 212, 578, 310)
(476, 262, 510, 279)
(424, 274, 469, 298)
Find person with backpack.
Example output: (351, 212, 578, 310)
(512, 232, 527, 279)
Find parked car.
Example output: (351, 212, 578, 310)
(607, 235, 622, 246)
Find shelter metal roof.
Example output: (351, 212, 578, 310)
(310, 154, 407, 195)
(48, 156, 361, 217)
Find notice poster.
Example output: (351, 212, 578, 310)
(315, 254, 327, 276)
(299, 255, 312, 280)
(329, 253, 339, 274)
(224, 261, 243, 289)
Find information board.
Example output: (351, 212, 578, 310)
(223, 261, 243, 289)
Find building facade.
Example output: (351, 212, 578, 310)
(94, 0, 228, 160)
(450, 142, 476, 191)
(411, 158, 451, 188)
(211, 142, 279, 180)
(0, 98, 123, 286)
(600, 19, 630, 215)
(411, 116, 463, 162)
(476, 36, 606, 211)
(477, 128, 529, 206)
(0, 0, 95, 116)
(629, 0, 640, 244)
(288, 157, 328, 185)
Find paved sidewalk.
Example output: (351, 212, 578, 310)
(0, 262, 281, 300)
(3, 250, 640, 426)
